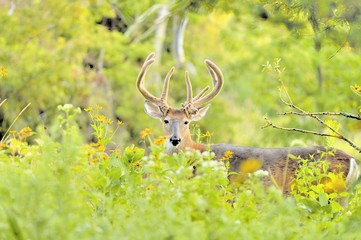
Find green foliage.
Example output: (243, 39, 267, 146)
(0, 1, 361, 237)
(0, 103, 360, 239)
(291, 152, 349, 217)
(351, 84, 361, 114)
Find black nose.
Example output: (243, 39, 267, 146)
(170, 136, 181, 146)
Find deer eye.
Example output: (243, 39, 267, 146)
(184, 121, 189, 125)
(164, 119, 169, 124)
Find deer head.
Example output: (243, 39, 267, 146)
(136, 52, 224, 152)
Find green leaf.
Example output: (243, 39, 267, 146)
(319, 192, 329, 207)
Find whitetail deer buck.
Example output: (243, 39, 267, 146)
(136, 52, 360, 194)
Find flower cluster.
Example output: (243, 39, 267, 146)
(219, 150, 233, 161)
(84, 105, 123, 163)
(0, 66, 7, 77)
(239, 158, 263, 173)
(140, 128, 152, 139)
(0, 127, 35, 156)
(351, 84, 361, 96)
(201, 131, 213, 138)
(153, 136, 166, 146)
(231, 158, 264, 184)
(321, 174, 347, 194)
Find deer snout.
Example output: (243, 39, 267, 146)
(170, 136, 181, 146)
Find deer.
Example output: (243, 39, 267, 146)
(136, 52, 360, 194)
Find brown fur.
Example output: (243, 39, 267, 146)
(162, 111, 355, 194)
(210, 145, 352, 194)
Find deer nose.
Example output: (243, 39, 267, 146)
(170, 136, 181, 146)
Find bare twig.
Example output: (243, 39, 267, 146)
(328, 21, 351, 60)
(279, 98, 351, 139)
(263, 116, 361, 153)
(263, 117, 340, 139)
(266, 78, 361, 153)
(0, 99, 7, 108)
(280, 111, 361, 121)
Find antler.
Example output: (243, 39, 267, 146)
(182, 59, 224, 115)
(136, 52, 174, 114)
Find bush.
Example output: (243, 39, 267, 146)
(0, 104, 360, 239)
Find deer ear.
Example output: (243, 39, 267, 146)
(192, 104, 210, 121)
(144, 101, 163, 119)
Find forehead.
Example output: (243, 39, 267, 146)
(165, 108, 188, 120)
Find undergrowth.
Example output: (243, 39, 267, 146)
(0, 104, 360, 240)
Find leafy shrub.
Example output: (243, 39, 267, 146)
(0, 104, 360, 239)
(291, 152, 349, 217)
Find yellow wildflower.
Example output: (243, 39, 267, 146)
(97, 114, 106, 123)
(147, 184, 154, 190)
(97, 145, 106, 152)
(84, 107, 93, 112)
(0, 67, 7, 77)
(132, 161, 142, 167)
(351, 84, 361, 96)
(231, 173, 247, 184)
(130, 147, 141, 153)
(239, 158, 263, 173)
(219, 150, 233, 161)
(231, 158, 264, 184)
(9, 130, 17, 134)
(20, 127, 35, 138)
(0, 143, 7, 150)
(110, 149, 121, 156)
(89, 142, 100, 147)
(21, 127, 32, 132)
(87, 148, 96, 156)
(140, 128, 152, 139)
(322, 175, 347, 194)
(106, 118, 114, 125)
(154, 136, 166, 146)
(96, 104, 103, 110)
(201, 131, 214, 138)
(117, 120, 124, 126)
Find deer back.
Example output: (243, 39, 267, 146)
(210, 145, 355, 194)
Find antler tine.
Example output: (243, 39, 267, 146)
(182, 71, 199, 116)
(185, 71, 193, 103)
(160, 67, 174, 103)
(145, 52, 155, 62)
(208, 63, 218, 86)
(136, 52, 174, 115)
(193, 59, 224, 107)
(136, 55, 159, 103)
(193, 86, 210, 101)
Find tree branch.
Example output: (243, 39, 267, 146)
(263, 117, 340, 139)
(279, 111, 361, 121)
(267, 79, 361, 153)
(263, 117, 361, 153)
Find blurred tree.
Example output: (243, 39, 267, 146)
(260, 0, 361, 89)
(0, 0, 359, 149)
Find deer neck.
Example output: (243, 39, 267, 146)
(179, 131, 206, 152)
(182, 132, 207, 152)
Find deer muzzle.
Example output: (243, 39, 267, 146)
(169, 121, 181, 146)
